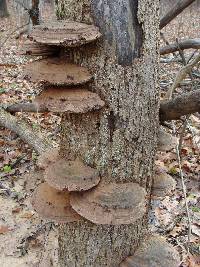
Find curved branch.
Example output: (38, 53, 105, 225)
(0, 107, 51, 153)
(160, 89, 200, 121)
(160, 38, 200, 55)
(160, 0, 196, 29)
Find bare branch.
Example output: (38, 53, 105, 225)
(165, 53, 200, 99)
(160, 38, 200, 55)
(6, 103, 48, 114)
(160, 89, 200, 121)
(0, 107, 52, 154)
(160, 0, 196, 29)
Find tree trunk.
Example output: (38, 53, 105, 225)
(0, 0, 8, 17)
(58, 0, 160, 266)
(31, 0, 40, 25)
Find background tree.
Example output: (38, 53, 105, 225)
(0, 0, 9, 17)
(56, 0, 160, 266)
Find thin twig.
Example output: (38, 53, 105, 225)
(172, 122, 192, 251)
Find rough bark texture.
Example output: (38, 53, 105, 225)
(57, 0, 160, 266)
(0, 0, 8, 17)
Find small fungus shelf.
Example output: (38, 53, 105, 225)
(70, 182, 147, 225)
(120, 235, 180, 267)
(23, 58, 92, 86)
(44, 159, 100, 191)
(152, 168, 176, 197)
(158, 127, 178, 151)
(28, 20, 101, 47)
(37, 148, 59, 170)
(20, 40, 59, 56)
(31, 182, 82, 223)
(33, 87, 105, 113)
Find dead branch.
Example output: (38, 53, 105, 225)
(165, 53, 200, 99)
(0, 107, 52, 153)
(160, 89, 200, 121)
(160, 38, 200, 55)
(6, 103, 48, 114)
(160, 0, 196, 29)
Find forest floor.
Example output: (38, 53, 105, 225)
(0, 3, 200, 267)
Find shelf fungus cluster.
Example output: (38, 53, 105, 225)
(32, 147, 147, 225)
(120, 235, 180, 267)
(24, 20, 147, 226)
(21, 21, 104, 114)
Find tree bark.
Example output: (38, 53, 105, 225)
(58, 0, 160, 266)
(160, 0, 196, 29)
(0, 0, 8, 17)
(160, 89, 200, 121)
(30, 0, 40, 25)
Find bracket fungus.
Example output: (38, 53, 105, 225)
(70, 182, 147, 225)
(158, 127, 178, 151)
(120, 235, 180, 267)
(33, 87, 105, 113)
(31, 182, 81, 223)
(37, 148, 59, 170)
(23, 58, 92, 86)
(44, 159, 100, 191)
(152, 170, 176, 197)
(29, 21, 101, 47)
(20, 40, 59, 56)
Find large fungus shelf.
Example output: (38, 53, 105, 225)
(23, 58, 92, 86)
(70, 182, 147, 225)
(31, 182, 82, 223)
(29, 20, 101, 47)
(120, 235, 180, 267)
(44, 159, 100, 191)
(33, 87, 105, 113)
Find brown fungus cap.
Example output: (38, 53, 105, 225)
(29, 20, 101, 47)
(44, 159, 100, 191)
(120, 235, 180, 267)
(33, 87, 105, 113)
(37, 148, 59, 170)
(23, 58, 92, 86)
(70, 182, 147, 225)
(158, 127, 178, 151)
(19, 40, 59, 56)
(152, 169, 176, 197)
(31, 182, 82, 223)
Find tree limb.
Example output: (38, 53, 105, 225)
(165, 53, 200, 99)
(160, 89, 200, 121)
(160, 0, 196, 29)
(160, 38, 200, 55)
(6, 103, 48, 114)
(0, 107, 52, 153)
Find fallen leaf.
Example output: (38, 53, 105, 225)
(0, 225, 10, 234)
